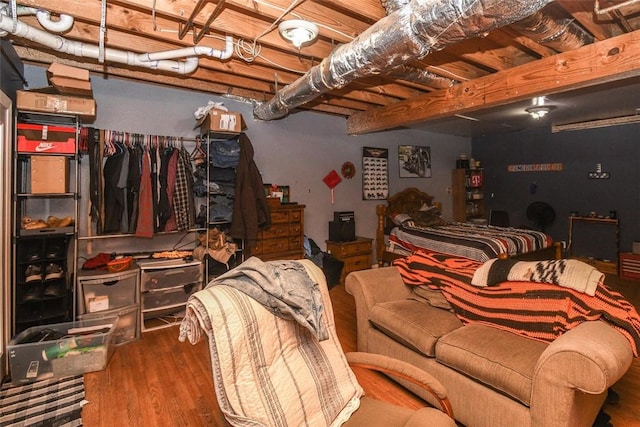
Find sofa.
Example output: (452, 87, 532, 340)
(345, 266, 635, 427)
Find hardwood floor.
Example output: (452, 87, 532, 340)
(82, 278, 640, 426)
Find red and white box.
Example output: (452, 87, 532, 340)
(17, 123, 76, 154)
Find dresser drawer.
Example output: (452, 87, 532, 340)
(262, 238, 290, 255)
(343, 254, 371, 273)
(329, 239, 372, 258)
(262, 223, 290, 239)
(139, 260, 202, 291)
(289, 223, 303, 236)
(270, 210, 290, 224)
(289, 209, 302, 222)
(289, 235, 303, 251)
(142, 283, 201, 310)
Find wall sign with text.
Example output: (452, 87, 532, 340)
(507, 163, 563, 172)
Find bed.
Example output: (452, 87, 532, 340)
(376, 187, 561, 265)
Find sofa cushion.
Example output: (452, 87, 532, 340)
(436, 324, 548, 406)
(369, 299, 462, 357)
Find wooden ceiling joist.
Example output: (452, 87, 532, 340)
(347, 29, 640, 134)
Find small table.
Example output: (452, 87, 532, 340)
(326, 237, 373, 286)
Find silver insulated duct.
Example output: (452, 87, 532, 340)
(254, 0, 555, 121)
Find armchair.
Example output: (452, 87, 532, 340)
(179, 258, 455, 427)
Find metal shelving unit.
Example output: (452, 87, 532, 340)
(11, 111, 81, 335)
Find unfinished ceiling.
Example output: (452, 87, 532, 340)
(4, 0, 640, 137)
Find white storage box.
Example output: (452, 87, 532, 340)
(78, 268, 139, 314)
(77, 304, 139, 346)
(8, 318, 117, 384)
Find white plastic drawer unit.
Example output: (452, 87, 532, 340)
(78, 268, 139, 314)
(140, 259, 203, 291)
(138, 259, 203, 310)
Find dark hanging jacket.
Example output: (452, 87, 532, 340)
(231, 133, 270, 247)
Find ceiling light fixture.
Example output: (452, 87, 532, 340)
(525, 96, 556, 119)
(278, 19, 319, 49)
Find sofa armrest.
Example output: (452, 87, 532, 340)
(530, 320, 634, 427)
(345, 267, 412, 352)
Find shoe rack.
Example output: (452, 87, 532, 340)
(11, 111, 80, 335)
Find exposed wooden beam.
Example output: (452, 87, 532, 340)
(347, 29, 640, 135)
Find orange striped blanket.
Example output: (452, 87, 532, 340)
(394, 251, 640, 357)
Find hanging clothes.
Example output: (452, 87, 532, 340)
(150, 145, 160, 233)
(231, 134, 270, 248)
(157, 146, 173, 231)
(136, 147, 154, 238)
(174, 146, 195, 231)
(87, 128, 104, 235)
(103, 141, 127, 233)
(163, 147, 179, 232)
(127, 141, 142, 234)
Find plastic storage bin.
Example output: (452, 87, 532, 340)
(77, 304, 139, 346)
(8, 318, 117, 384)
(78, 268, 139, 314)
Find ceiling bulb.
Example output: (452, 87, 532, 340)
(525, 96, 556, 119)
(278, 19, 319, 49)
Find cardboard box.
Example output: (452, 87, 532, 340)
(7, 318, 116, 384)
(198, 108, 246, 134)
(31, 156, 69, 194)
(17, 123, 76, 154)
(47, 63, 90, 81)
(17, 88, 96, 120)
(48, 76, 93, 97)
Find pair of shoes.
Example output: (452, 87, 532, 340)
(25, 245, 42, 262)
(46, 216, 74, 228)
(21, 286, 41, 302)
(45, 241, 65, 259)
(25, 264, 42, 283)
(44, 263, 64, 280)
(43, 283, 65, 298)
(22, 216, 48, 230)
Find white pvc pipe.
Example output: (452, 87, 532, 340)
(35, 9, 74, 33)
(0, 10, 233, 74)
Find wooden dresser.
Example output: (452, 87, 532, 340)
(247, 204, 305, 261)
(326, 236, 373, 286)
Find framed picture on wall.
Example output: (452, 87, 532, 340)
(398, 145, 431, 178)
(362, 147, 389, 200)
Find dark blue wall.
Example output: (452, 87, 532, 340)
(472, 123, 640, 254)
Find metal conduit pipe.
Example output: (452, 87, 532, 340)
(254, 0, 554, 121)
(382, 0, 458, 89)
(0, 11, 234, 74)
(388, 65, 455, 89)
(511, 10, 593, 52)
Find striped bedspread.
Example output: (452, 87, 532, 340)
(389, 222, 552, 262)
(394, 252, 640, 356)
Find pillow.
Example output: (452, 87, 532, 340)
(390, 212, 413, 225)
(412, 210, 446, 227)
(471, 258, 604, 296)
